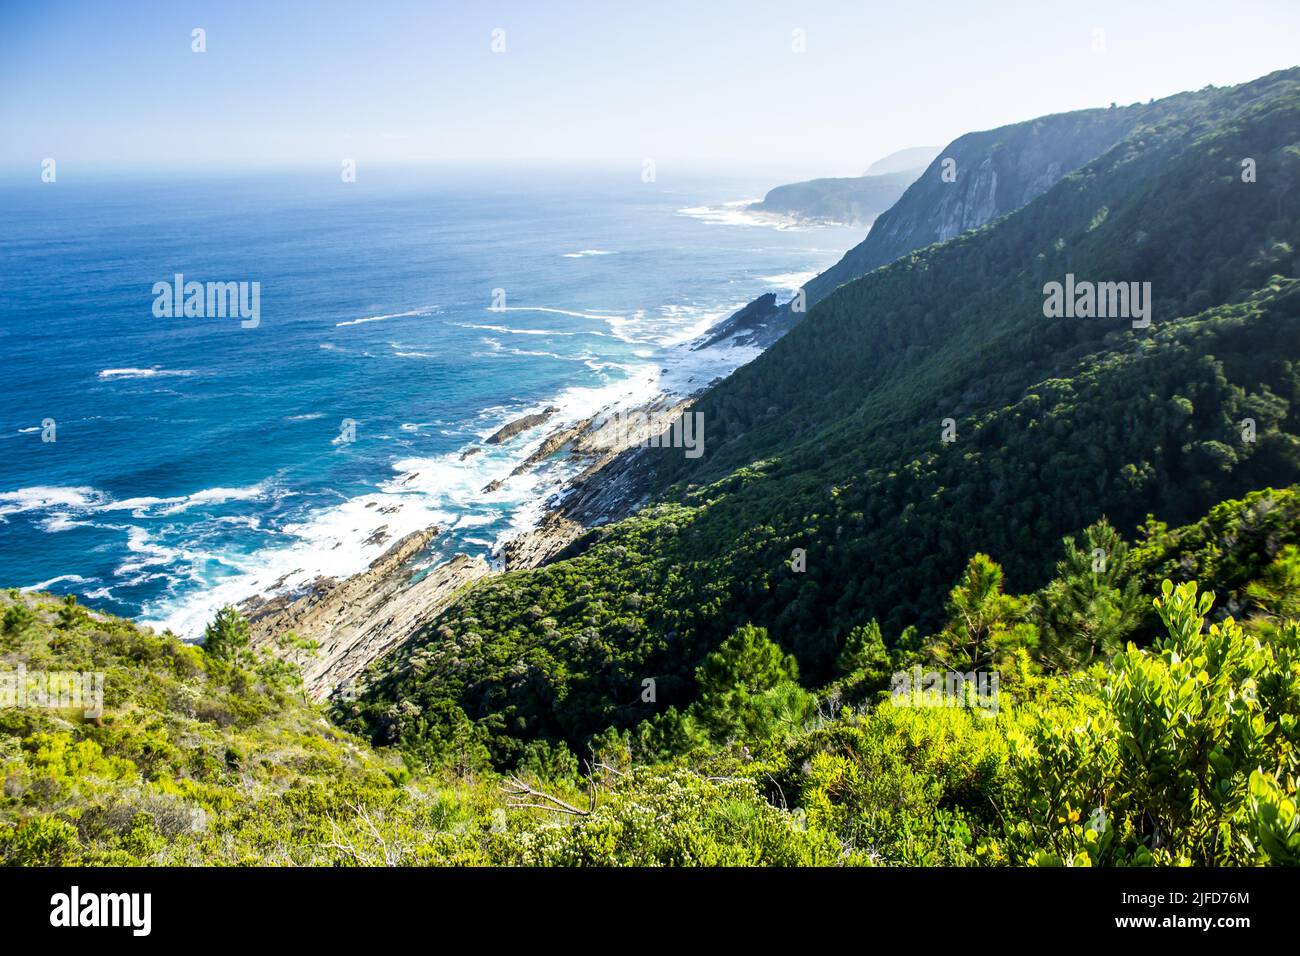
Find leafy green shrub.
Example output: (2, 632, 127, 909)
(510, 768, 842, 866)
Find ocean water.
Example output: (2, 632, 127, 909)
(0, 165, 860, 637)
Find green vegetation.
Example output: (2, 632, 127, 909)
(4, 69, 1299, 866)
(749, 168, 919, 225)
(335, 71, 1300, 865)
(4, 485, 1300, 865)
(0, 591, 497, 865)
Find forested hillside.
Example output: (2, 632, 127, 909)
(341, 69, 1300, 765)
(706, 85, 1190, 348)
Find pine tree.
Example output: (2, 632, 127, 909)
(1033, 520, 1144, 668)
(203, 606, 252, 664)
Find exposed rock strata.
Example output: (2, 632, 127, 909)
(496, 398, 690, 569)
(242, 528, 489, 700)
(240, 393, 681, 699)
(485, 406, 559, 444)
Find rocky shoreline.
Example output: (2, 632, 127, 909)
(497, 395, 690, 568)
(241, 529, 490, 700)
(242, 391, 694, 700)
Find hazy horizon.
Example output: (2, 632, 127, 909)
(4, 0, 1300, 180)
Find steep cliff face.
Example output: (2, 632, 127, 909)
(667, 68, 1300, 491)
(703, 100, 1172, 350)
(836, 105, 1165, 293)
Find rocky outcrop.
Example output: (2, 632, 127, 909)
(696, 293, 782, 350)
(510, 416, 593, 477)
(483, 415, 599, 492)
(485, 406, 559, 444)
(241, 393, 689, 700)
(498, 398, 690, 569)
(242, 528, 490, 700)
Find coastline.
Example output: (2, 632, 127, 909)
(243, 325, 760, 700)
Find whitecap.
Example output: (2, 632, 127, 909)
(97, 367, 194, 381)
(762, 270, 817, 288)
(677, 200, 806, 231)
(21, 573, 97, 592)
(490, 305, 624, 322)
(456, 323, 587, 337)
(335, 306, 438, 328)
(0, 486, 106, 516)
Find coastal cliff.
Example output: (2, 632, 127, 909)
(746, 169, 919, 226)
(703, 101, 1172, 350)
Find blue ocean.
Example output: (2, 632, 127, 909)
(0, 165, 859, 636)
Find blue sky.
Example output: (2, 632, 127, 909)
(3, 0, 1298, 177)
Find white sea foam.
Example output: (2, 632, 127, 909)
(137, 489, 460, 638)
(335, 306, 438, 328)
(25, 288, 774, 640)
(95, 484, 269, 517)
(97, 367, 194, 380)
(452, 513, 499, 528)
(476, 338, 579, 362)
(677, 200, 806, 231)
(762, 270, 817, 288)
(41, 513, 87, 533)
(482, 303, 722, 348)
(21, 573, 96, 592)
(0, 483, 271, 528)
(115, 525, 197, 578)
(0, 486, 106, 516)
(457, 323, 587, 337)
(133, 425, 576, 636)
(491, 305, 624, 322)
(562, 249, 618, 258)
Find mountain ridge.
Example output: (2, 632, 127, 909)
(703, 92, 1213, 350)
